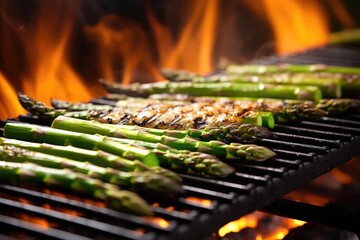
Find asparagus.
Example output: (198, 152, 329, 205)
(316, 98, 360, 114)
(52, 116, 276, 161)
(3, 123, 235, 178)
(51, 98, 113, 111)
(110, 138, 237, 177)
(18, 93, 265, 128)
(161, 69, 342, 98)
(0, 137, 181, 183)
(3, 123, 159, 167)
(99, 79, 323, 102)
(225, 64, 360, 75)
(0, 145, 183, 195)
(0, 161, 152, 216)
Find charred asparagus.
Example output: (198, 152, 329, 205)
(52, 116, 276, 161)
(0, 137, 182, 183)
(0, 161, 152, 216)
(0, 145, 183, 195)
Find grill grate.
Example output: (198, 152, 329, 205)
(1, 44, 360, 239)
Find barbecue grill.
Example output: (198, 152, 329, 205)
(0, 44, 360, 240)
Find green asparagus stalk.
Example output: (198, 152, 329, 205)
(51, 99, 113, 111)
(315, 98, 360, 114)
(0, 137, 181, 183)
(0, 145, 183, 195)
(18, 93, 266, 128)
(3, 123, 159, 167)
(99, 79, 323, 102)
(3, 123, 235, 178)
(161, 69, 342, 98)
(226, 64, 360, 75)
(51, 116, 276, 161)
(0, 161, 152, 216)
(110, 139, 236, 177)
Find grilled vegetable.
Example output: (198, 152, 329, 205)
(99, 79, 323, 102)
(0, 145, 183, 195)
(225, 64, 360, 75)
(110, 138, 237, 177)
(52, 116, 276, 161)
(161, 69, 342, 98)
(51, 98, 114, 111)
(3, 123, 235, 178)
(113, 97, 325, 124)
(0, 137, 182, 183)
(0, 161, 152, 216)
(3, 123, 159, 167)
(18, 93, 265, 128)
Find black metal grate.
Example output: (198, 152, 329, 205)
(1, 44, 360, 239)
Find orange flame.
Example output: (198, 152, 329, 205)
(262, 0, 329, 54)
(149, 0, 219, 74)
(0, 72, 26, 119)
(18, 214, 56, 229)
(144, 217, 171, 228)
(218, 211, 306, 239)
(84, 15, 163, 84)
(0, 1, 98, 119)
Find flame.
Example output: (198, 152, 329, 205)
(183, 196, 212, 207)
(144, 217, 171, 228)
(84, 15, 163, 84)
(261, 0, 329, 54)
(0, 0, 98, 119)
(0, 72, 26, 119)
(18, 214, 56, 229)
(218, 211, 306, 239)
(149, 0, 219, 74)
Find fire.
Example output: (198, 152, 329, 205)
(218, 211, 306, 239)
(84, 15, 163, 84)
(144, 217, 171, 229)
(148, 0, 219, 74)
(18, 213, 56, 229)
(261, 0, 329, 54)
(0, 72, 26, 119)
(183, 196, 212, 207)
(0, 0, 98, 119)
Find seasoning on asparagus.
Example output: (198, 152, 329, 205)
(0, 137, 182, 183)
(3, 122, 159, 167)
(18, 93, 266, 128)
(99, 79, 323, 102)
(0, 161, 152, 216)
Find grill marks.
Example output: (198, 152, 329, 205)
(87, 100, 265, 129)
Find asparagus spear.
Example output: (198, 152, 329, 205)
(52, 116, 276, 161)
(51, 98, 113, 111)
(99, 79, 323, 102)
(3, 123, 159, 167)
(0, 137, 182, 183)
(18, 93, 265, 128)
(161, 69, 342, 98)
(3, 123, 235, 178)
(0, 145, 183, 195)
(111, 139, 237, 177)
(0, 161, 152, 216)
(225, 64, 360, 75)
